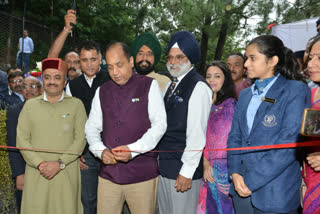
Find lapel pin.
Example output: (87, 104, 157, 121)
(60, 114, 70, 118)
(175, 96, 183, 103)
(131, 98, 140, 103)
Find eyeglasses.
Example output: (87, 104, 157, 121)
(23, 84, 40, 89)
(137, 51, 153, 58)
(167, 55, 186, 63)
(10, 79, 23, 84)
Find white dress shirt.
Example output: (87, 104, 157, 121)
(85, 79, 167, 159)
(65, 73, 96, 96)
(19, 36, 34, 53)
(164, 68, 213, 179)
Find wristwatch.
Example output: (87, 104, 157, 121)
(58, 159, 66, 170)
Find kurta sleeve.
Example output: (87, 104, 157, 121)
(59, 99, 87, 165)
(17, 102, 43, 169)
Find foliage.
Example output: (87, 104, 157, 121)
(0, 109, 16, 213)
(2, 0, 320, 73)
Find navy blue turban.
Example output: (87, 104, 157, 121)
(167, 31, 201, 64)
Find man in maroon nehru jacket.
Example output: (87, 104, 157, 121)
(85, 41, 167, 214)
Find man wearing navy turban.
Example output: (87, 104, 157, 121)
(157, 31, 213, 214)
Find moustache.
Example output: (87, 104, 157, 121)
(137, 60, 152, 67)
(68, 67, 76, 72)
(48, 84, 58, 87)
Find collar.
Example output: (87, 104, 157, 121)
(84, 73, 97, 81)
(14, 92, 24, 102)
(43, 91, 65, 102)
(251, 74, 280, 95)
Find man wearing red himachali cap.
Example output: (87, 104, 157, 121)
(16, 58, 87, 214)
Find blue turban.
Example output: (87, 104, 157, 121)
(167, 31, 200, 64)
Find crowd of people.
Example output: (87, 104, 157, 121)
(0, 9, 320, 214)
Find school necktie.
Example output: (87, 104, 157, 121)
(165, 77, 178, 102)
(254, 76, 276, 95)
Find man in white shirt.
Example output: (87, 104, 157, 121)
(17, 30, 34, 74)
(65, 40, 109, 214)
(85, 41, 166, 214)
(157, 31, 212, 214)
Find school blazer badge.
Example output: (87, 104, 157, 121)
(262, 115, 277, 127)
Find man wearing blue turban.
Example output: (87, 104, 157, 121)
(157, 31, 213, 214)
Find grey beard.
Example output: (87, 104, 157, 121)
(166, 61, 192, 77)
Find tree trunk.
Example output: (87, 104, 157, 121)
(199, 15, 211, 76)
(214, 10, 230, 60)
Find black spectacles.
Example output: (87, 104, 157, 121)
(10, 79, 23, 84)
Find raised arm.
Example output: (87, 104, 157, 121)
(47, 9, 76, 58)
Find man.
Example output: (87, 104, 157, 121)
(85, 41, 166, 214)
(48, 9, 81, 80)
(65, 51, 81, 80)
(17, 30, 34, 73)
(0, 69, 8, 109)
(157, 31, 212, 214)
(316, 18, 320, 34)
(7, 76, 42, 213)
(16, 58, 87, 214)
(131, 32, 170, 91)
(6, 66, 22, 76)
(7, 70, 25, 105)
(66, 40, 109, 214)
(50, 10, 109, 214)
(226, 52, 251, 98)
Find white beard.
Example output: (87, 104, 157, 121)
(166, 61, 192, 78)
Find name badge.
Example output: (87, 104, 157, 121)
(261, 97, 276, 104)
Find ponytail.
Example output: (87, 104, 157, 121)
(276, 47, 305, 82)
(248, 35, 306, 83)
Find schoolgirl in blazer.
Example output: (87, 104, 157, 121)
(227, 35, 311, 214)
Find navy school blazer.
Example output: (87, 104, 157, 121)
(227, 74, 311, 213)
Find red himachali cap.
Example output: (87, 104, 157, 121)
(41, 58, 68, 75)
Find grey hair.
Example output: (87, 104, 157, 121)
(24, 76, 43, 87)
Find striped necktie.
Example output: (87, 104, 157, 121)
(166, 77, 178, 102)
